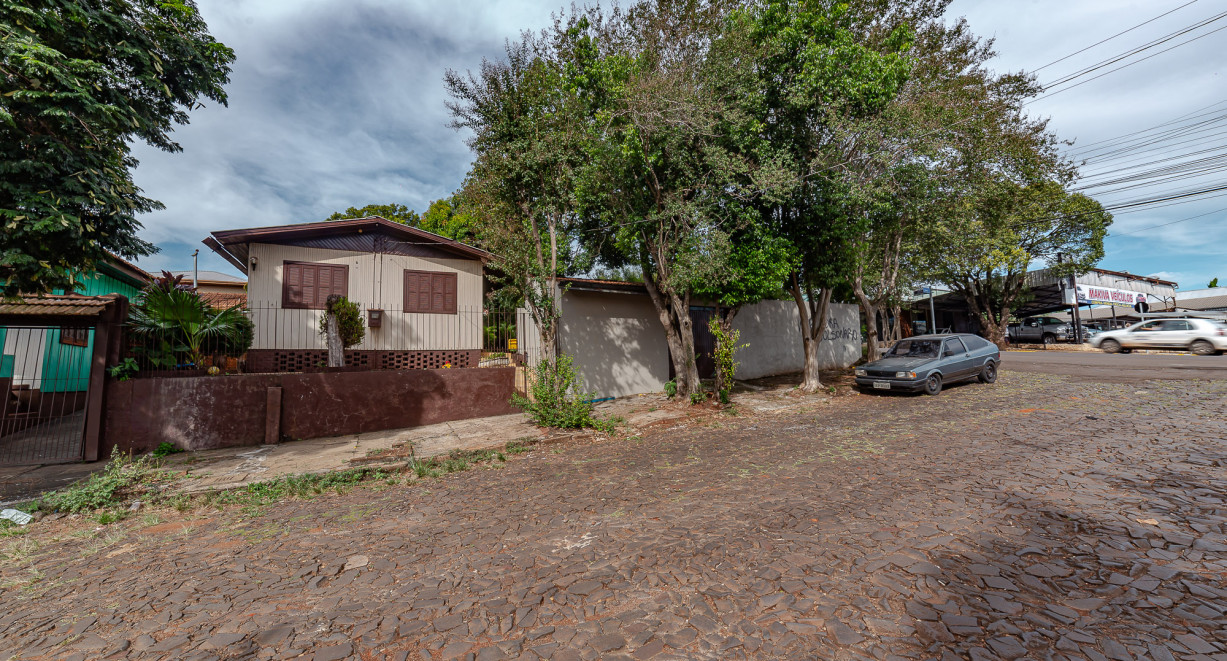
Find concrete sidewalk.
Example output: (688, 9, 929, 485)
(1, 373, 845, 502)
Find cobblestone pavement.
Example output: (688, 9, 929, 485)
(3, 371, 1227, 661)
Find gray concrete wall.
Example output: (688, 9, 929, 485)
(554, 291, 861, 397)
(558, 290, 670, 399)
(733, 301, 861, 380)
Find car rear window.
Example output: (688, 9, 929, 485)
(962, 335, 990, 350)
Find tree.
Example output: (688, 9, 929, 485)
(734, 0, 915, 390)
(1210, 277, 1220, 288)
(326, 198, 476, 242)
(1, 0, 234, 297)
(447, 34, 590, 358)
(928, 182, 1110, 347)
(327, 203, 419, 225)
(563, 0, 762, 399)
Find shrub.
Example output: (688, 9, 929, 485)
(318, 296, 365, 349)
(151, 442, 183, 458)
(512, 354, 615, 431)
(128, 286, 252, 368)
(40, 448, 167, 513)
(709, 317, 747, 405)
(663, 380, 677, 398)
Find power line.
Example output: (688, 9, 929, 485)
(1110, 203, 1227, 236)
(1064, 99, 1227, 157)
(1039, 8, 1227, 89)
(1032, 19, 1227, 103)
(1030, 0, 1200, 74)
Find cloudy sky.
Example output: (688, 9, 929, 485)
(131, 0, 1227, 291)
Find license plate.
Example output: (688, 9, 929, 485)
(873, 381, 890, 390)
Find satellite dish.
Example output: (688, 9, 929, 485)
(1133, 301, 1150, 314)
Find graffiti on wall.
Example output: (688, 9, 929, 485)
(823, 315, 862, 343)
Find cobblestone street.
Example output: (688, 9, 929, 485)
(3, 366, 1227, 661)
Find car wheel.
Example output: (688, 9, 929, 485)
(1191, 339, 1216, 356)
(1042, 334, 1056, 347)
(978, 361, 998, 384)
(923, 373, 943, 396)
(1101, 339, 1121, 354)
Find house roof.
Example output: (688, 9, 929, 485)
(1091, 268, 1177, 288)
(205, 217, 492, 274)
(558, 277, 649, 294)
(0, 294, 120, 321)
(1160, 293, 1227, 311)
(169, 270, 246, 284)
(199, 291, 248, 309)
(98, 252, 153, 289)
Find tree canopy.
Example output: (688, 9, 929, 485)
(1, 0, 234, 297)
(447, 0, 1112, 394)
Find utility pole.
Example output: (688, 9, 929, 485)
(192, 249, 199, 293)
(1057, 253, 1083, 344)
(928, 287, 935, 334)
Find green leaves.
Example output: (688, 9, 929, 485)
(1, 0, 234, 296)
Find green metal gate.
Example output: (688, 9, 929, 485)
(0, 325, 95, 466)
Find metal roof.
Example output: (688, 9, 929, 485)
(206, 217, 492, 274)
(169, 270, 246, 284)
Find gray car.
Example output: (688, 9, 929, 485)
(855, 333, 1001, 395)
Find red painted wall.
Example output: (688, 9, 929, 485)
(101, 368, 518, 454)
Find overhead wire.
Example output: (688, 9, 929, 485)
(1029, 0, 1200, 74)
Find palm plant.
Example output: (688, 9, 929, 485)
(128, 287, 251, 368)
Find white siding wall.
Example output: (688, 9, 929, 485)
(2, 328, 47, 386)
(246, 243, 484, 351)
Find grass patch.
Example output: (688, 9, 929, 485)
(409, 448, 507, 479)
(200, 468, 389, 509)
(30, 448, 177, 519)
(505, 438, 538, 455)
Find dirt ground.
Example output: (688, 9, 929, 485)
(3, 365, 1227, 660)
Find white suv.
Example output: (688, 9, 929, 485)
(1090, 318, 1227, 355)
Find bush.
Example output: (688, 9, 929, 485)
(40, 448, 168, 513)
(318, 296, 365, 349)
(663, 380, 677, 398)
(151, 442, 183, 458)
(709, 318, 747, 404)
(512, 354, 614, 431)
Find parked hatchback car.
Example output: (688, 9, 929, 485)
(855, 333, 1001, 396)
(1090, 318, 1227, 355)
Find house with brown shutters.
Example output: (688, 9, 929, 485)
(205, 217, 493, 371)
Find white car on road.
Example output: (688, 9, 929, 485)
(1090, 318, 1227, 356)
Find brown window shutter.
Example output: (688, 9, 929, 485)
(443, 273, 457, 314)
(284, 263, 303, 308)
(283, 261, 348, 309)
(335, 265, 348, 302)
(403, 269, 458, 314)
(434, 275, 449, 313)
(403, 271, 419, 312)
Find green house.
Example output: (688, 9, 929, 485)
(0, 256, 149, 393)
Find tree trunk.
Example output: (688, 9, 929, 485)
(642, 266, 700, 399)
(801, 335, 822, 391)
(790, 274, 832, 392)
(852, 272, 879, 362)
(325, 296, 344, 368)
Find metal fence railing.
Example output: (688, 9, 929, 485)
(121, 306, 533, 377)
(1, 325, 94, 465)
